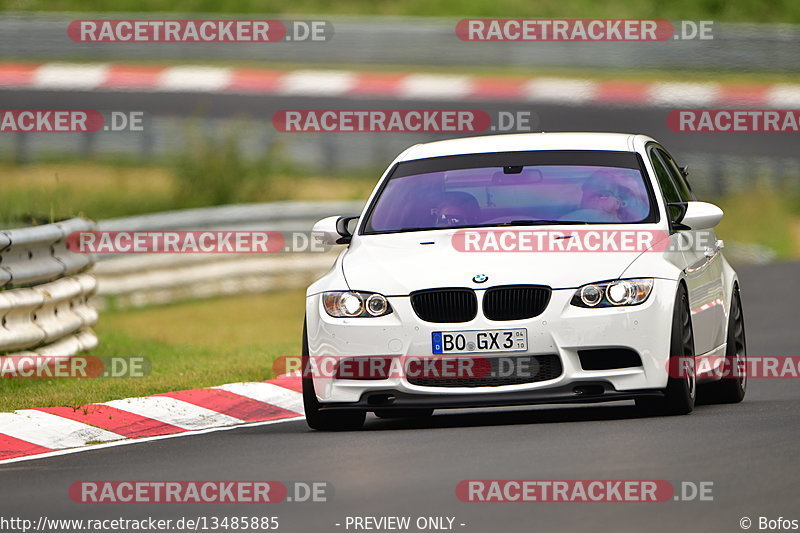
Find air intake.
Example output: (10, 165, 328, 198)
(578, 348, 643, 370)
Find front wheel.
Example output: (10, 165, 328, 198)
(699, 285, 746, 404)
(636, 283, 696, 415)
(301, 319, 366, 431)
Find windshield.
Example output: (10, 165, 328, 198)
(362, 150, 655, 234)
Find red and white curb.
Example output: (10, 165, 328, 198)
(0, 374, 303, 464)
(1, 62, 799, 107)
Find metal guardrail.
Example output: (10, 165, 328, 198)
(1, 217, 94, 289)
(0, 218, 98, 358)
(1, 14, 799, 72)
(0, 203, 360, 358)
(0, 203, 359, 361)
(92, 201, 362, 308)
(97, 201, 362, 232)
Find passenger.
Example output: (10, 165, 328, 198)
(433, 192, 481, 227)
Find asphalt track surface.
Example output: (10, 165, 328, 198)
(0, 261, 798, 532)
(1, 88, 798, 161)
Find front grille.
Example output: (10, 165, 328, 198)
(407, 354, 562, 387)
(483, 285, 551, 321)
(410, 288, 477, 323)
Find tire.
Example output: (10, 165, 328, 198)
(636, 283, 696, 415)
(301, 319, 366, 431)
(374, 409, 434, 419)
(699, 285, 747, 404)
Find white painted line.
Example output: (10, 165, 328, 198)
(400, 74, 472, 100)
(0, 410, 123, 449)
(0, 415, 305, 466)
(157, 66, 233, 92)
(214, 382, 304, 414)
(33, 63, 109, 90)
(103, 396, 243, 430)
(523, 78, 598, 103)
(766, 85, 800, 107)
(649, 82, 719, 106)
(280, 70, 355, 96)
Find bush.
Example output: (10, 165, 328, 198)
(172, 128, 280, 207)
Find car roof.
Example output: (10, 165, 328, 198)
(398, 132, 654, 162)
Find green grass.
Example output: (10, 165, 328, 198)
(0, 289, 307, 412)
(0, 160, 377, 227)
(715, 183, 800, 259)
(2, 0, 800, 23)
(0, 162, 178, 226)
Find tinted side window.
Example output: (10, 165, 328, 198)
(655, 148, 694, 201)
(649, 149, 681, 204)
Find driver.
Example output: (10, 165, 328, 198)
(562, 169, 644, 223)
(581, 177, 624, 220)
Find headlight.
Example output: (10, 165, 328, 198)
(571, 279, 654, 308)
(579, 284, 603, 307)
(323, 291, 392, 317)
(365, 294, 389, 316)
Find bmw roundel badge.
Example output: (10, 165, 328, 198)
(472, 274, 488, 283)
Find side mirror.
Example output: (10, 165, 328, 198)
(311, 215, 358, 245)
(668, 201, 723, 231)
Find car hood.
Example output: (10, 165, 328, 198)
(342, 229, 656, 295)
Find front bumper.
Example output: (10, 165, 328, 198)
(306, 278, 677, 407)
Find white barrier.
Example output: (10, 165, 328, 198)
(94, 252, 340, 309)
(0, 218, 97, 358)
(1, 204, 359, 362)
(1, 217, 94, 289)
(92, 201, 361, 309)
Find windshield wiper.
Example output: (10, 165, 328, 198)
(369, 220, 591, 234)
(491, 220, 591, 226)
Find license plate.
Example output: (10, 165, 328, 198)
(432, 329, 528, 355)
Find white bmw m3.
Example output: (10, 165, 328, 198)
(302, 133, 746, 430)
